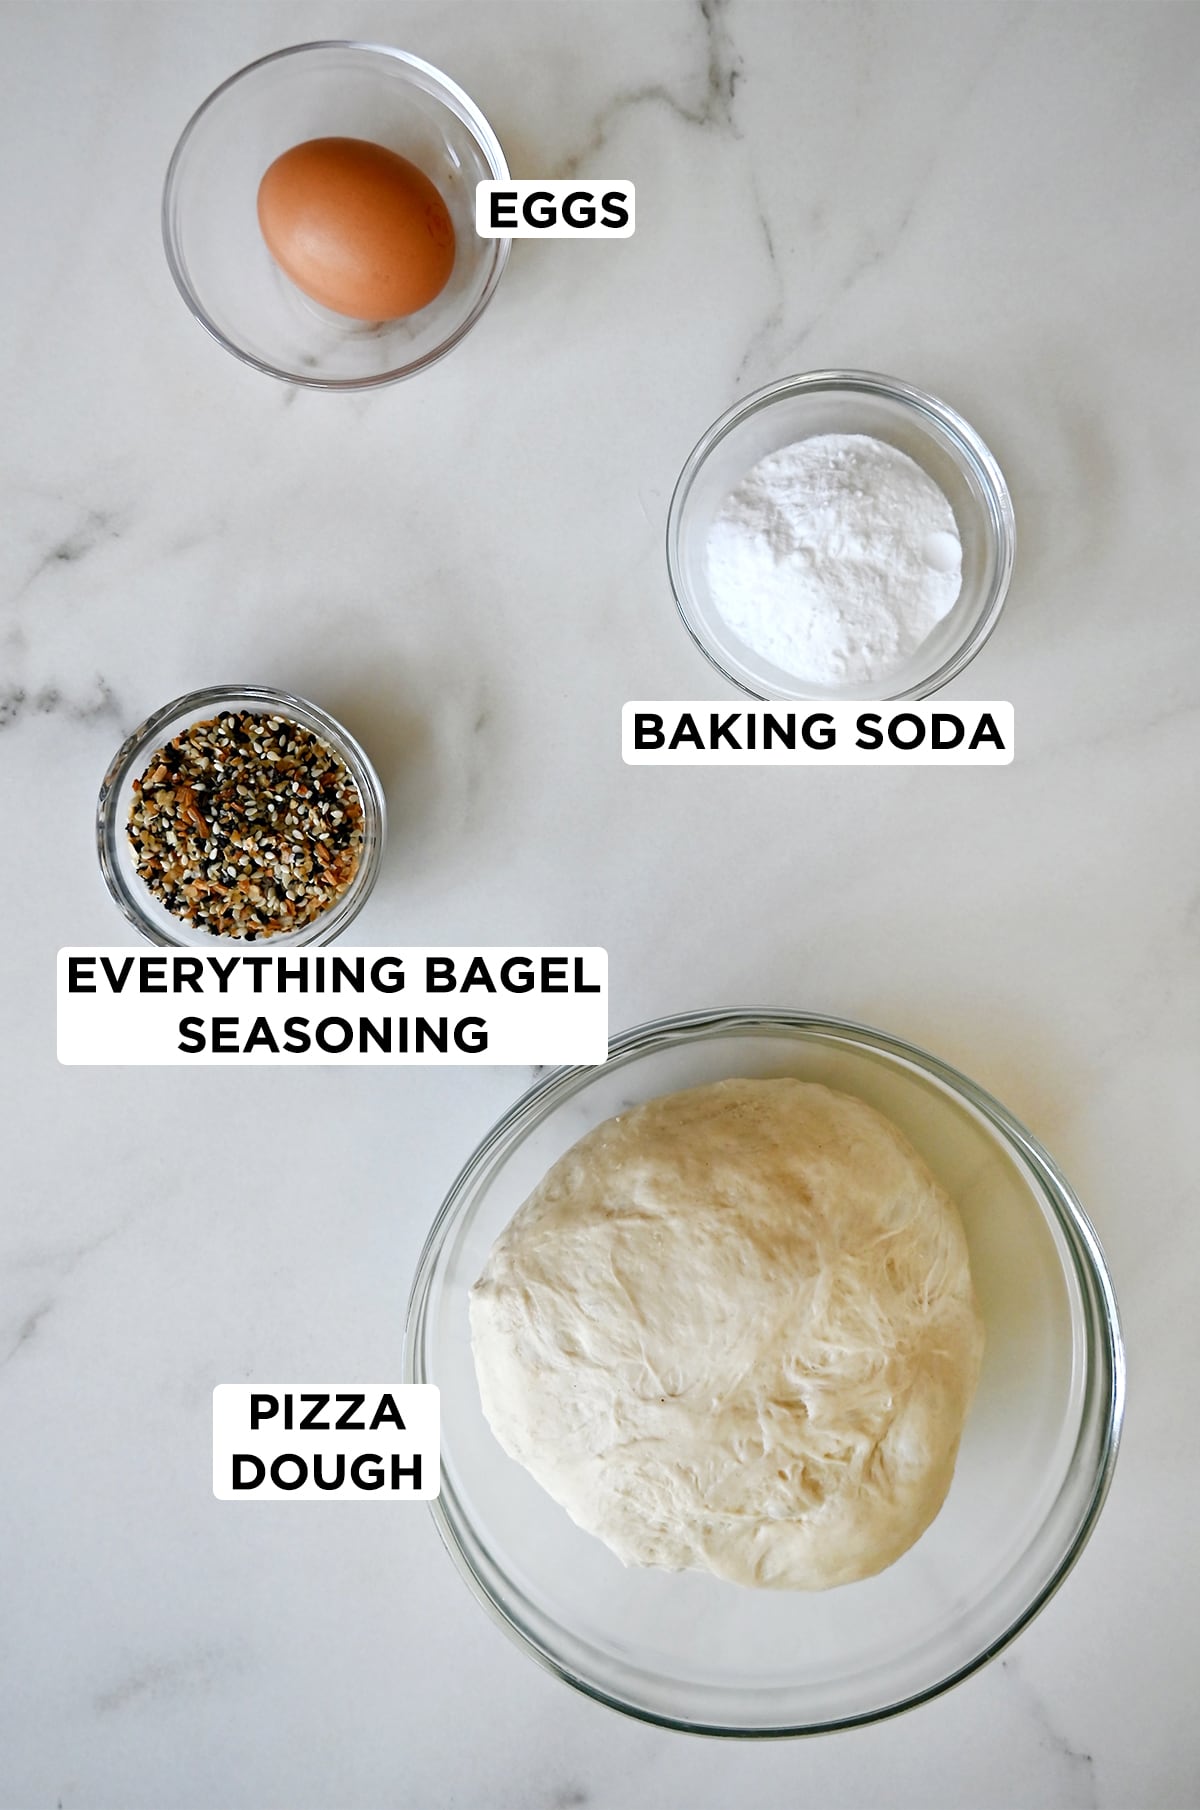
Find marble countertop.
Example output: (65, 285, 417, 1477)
(2, 2, 1197, 1805)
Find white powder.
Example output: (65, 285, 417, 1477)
(705, 433, 962, 688)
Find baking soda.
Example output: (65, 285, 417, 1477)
(705, 434, 962, 688)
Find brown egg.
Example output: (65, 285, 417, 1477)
(257, 137, 456, 321)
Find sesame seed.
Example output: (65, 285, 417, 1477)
(127, 709, 364, 939)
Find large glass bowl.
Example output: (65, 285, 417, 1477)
(405, 1008, 1123, 1736)
(666, 372, 1016, 700)
(163, 42, 510, 388)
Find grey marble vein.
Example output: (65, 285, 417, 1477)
(0, 675, 119, 731)
(10, 505, 125, 602)
(2, 1220, 131, 1370)
(560, 0, 743, 175)
(1001, 1655, 1099, 1810)
(738, 3, 1032, 384)
(1, 1297, 54, 1369)
(93, 1645, 233, 1717)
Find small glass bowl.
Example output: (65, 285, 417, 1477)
(96, 684, 386, 946)
(406, 1008, 1123, 1737)
(163, 41, 510, 388)
(666, 371, 1016, 701)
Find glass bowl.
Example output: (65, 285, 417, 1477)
(666, 372, 1016, 701)
(96, 684, 386, 946)
(163, 41, 510, 388)
(405, 1008, 1123, 1737)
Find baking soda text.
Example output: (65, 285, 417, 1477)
(622, 702, 1013, 766)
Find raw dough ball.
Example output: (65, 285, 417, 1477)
(470, 1078, 984, 1590)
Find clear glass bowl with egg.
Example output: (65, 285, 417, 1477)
(162, 42, 510, 388)
(405, 1007, 1122, 1736)
(666, 371, 1016, 700)
(96, 683, 386, 945)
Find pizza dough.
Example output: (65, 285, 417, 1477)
(470, 1078, 984, 1590)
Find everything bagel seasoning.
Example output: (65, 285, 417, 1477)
(127, 711, 364, 939)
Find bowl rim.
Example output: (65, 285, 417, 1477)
(161, 39, 512, 391)
(96, 681, 387, 946)
(665, 369, 1017, 702)
(405, 1005, 1124, 1738)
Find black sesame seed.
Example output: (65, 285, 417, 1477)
(126, 709, 364, 940)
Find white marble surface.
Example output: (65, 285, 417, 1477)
(1, 1, 1197, 1804)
